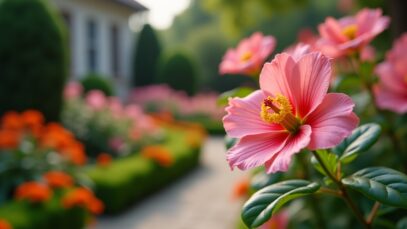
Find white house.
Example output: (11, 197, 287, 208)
(51, 0, 148, 97)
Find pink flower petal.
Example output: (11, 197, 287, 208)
(357, 8, 390, 37)
(223, 90, 284, 138)
(319, 17, 348, 43)
(260, 53, 296, 101)
(227, 131, 290, 171)
(374, 85, 407, 114)
(265, 125, 312, 173)
(291, 52, 332, 118)
(306, 93, 359, 150)
(375, 62, 406, 94)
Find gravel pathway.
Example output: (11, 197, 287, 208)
(94, 137, 246, 229)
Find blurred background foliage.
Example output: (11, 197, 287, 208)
(154, 0, 402, 95)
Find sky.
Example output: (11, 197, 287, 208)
(136, 0, 191, 30)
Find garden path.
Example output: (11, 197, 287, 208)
(94, 137, 246, 229)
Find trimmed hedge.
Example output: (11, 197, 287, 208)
(86, 126, 204, 214)
(0, 195, 87, 229)
(0, 0, 68, 121)
(157, 52, 198, 96)
(133, 24, 162, 87)
(81, 73, 115, 96)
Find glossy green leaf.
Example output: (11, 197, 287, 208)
(217, 87, 254, 106)
(241, 180, 320, 228)
(250, 172, 283, 191)
(224, 136, 237, 150)
(311, 150, 338, 176)
(332, 123, 381, 163)
(342, 167, 407, 208)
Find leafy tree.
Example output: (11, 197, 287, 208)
(157, 52, 197, 96)
(0, 0, 68, 121)
(133, 24, 162, 87)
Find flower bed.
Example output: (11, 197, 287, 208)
(0, 111, 102, 229)
(86, 122, 206, 214)
(129, 84, 225, 135)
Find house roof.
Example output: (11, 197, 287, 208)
(113, 0, 148, 12)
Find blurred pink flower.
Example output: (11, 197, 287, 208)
(258, 211, 289, 229)
(298, 28, 319, 49)
(108, 137, 124, 152)
(219, 32, 276, 76)
(374, 33, 407, 113)
(124, 104, 144, 120)
(85, 90, 106, 110)
(108, 97, 124, 118)
(360, 45, 376, 62)
(337, 0, 355, 13)
(64, 82, 83, 99)
(223, 51, 358, 173)
(129, 85, 225, 121)
(317, 8, 389, 58)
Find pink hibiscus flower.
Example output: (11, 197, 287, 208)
(317, 8, 389, 58)
(85, 90, 106, 110)
(223, 51, 359, 173)
(64, 82, 83, 99)
(374, 33, 407, 113)
(219, 32, 276, 76)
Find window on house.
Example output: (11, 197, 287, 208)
(87, 19, 98, 72)
(111, 24, 120, 78)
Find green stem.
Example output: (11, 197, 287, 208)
(298, 153, 326, 229)
(312, 151, 370, 229)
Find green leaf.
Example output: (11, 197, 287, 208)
(397, 217, 407, 229)
(224, 136, 238, 150)
(332, 123, 381, 163)
(241, 180, 320, 228)
(217, 87, 254, 106)
(311, 150, 338, 176)
(250, 172, 283, 191)
(342, 167, 407, 208)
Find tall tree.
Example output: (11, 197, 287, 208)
(133, 24, 162, 87)
(0, 0, 68, 121)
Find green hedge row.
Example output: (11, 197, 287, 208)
(0, 194, 87, 229)
(86, 128, 202, 214)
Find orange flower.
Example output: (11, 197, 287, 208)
(61, 141, 87, 165)
(43, 171, 74, 188)
(1, 112, 22, 130)
(0, 219, 12, 229)
(39, 123, 87, 165)
(15, 182, 52, 203)
(141, 145, 173, 167)
(62, 188, 104, 215)
(97, 153, 112, 167)
(21, 110, 44, 136)
(231, 178, 250, 200)
(40, 123, 74, 150)
(0, 129, 21, 149)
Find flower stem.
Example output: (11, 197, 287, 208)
(298, 153, 326, 229)
(367, 202, 380, 225)
(312, 151, 370, 229)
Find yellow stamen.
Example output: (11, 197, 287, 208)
(260, 95, 300, 133)
(240, 51, 252, 61)
(342, 24, 357, 40)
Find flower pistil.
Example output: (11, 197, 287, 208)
(260, 95, 300, 133)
